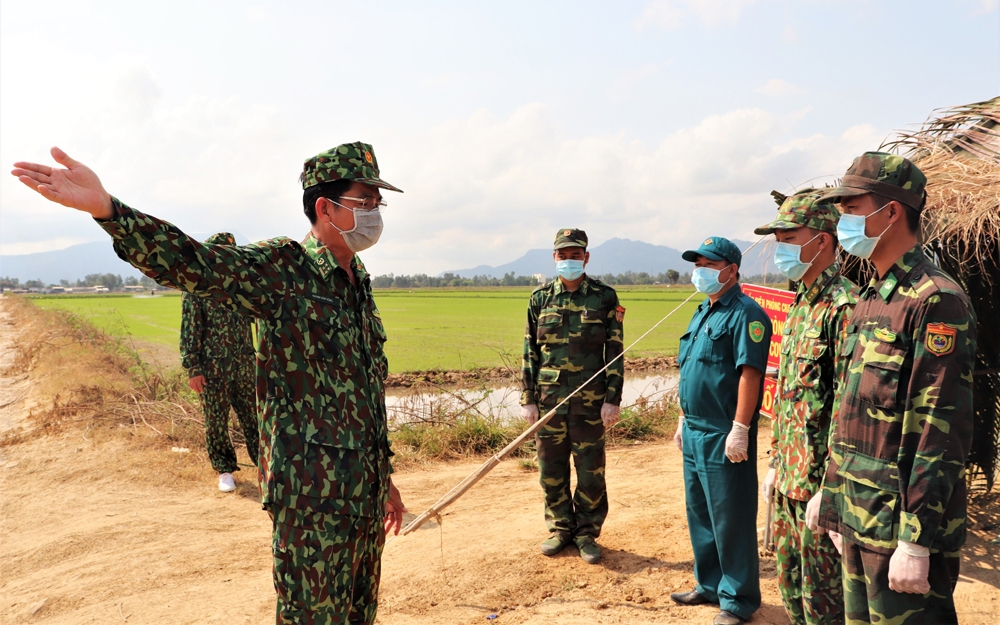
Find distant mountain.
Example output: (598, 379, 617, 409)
(443, 237, 778, 279)
(0, 231, 251, 284)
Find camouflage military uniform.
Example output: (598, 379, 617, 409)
(521, 230, 624, 540)
(755, 192, 858, 624)
(818, 153, 977, 625)
(180, 232, 259, 474)
(95, 143, 399, 625)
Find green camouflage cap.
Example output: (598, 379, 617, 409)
(300, 142, 403, 193)
(553, 228, 588, 250)
(205, 232, 236, 245)
(754, 188, 840, 235)
(818, 151, 926, 211)
(682, 236, 742, 268)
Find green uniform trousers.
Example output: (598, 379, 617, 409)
(271, 506, 384, 625)
(536, 410, 607, 538)
(842, 540, 959, 625)
(201, 366, 258, 474)
(682, 421, 760, 620)
(773, 492, 844, 624)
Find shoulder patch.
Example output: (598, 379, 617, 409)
(615, 305, 626, 322)
(748, 320, 766, 343)
(925, 322, 957, 356)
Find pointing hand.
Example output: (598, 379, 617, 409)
(12, 147, 114, 219)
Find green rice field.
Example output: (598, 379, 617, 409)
(26, 286, 703, 373)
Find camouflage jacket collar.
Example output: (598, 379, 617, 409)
(864, 245, 926, 303)
(301, 233, 370, 284)
(552, 274, 591, 296)
(797, 261, 842, 306)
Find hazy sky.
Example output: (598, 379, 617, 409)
(2, 0, 997, 275)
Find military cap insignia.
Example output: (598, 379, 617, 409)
(564, 230, 573, 236)
(364, 151, 373, 164)
(873, 327, 897, 343)
(749, 320, 766, 343)
(615, 305, 626, 322)
(924, 322, 956, 356)
(704, 238, 714, 245)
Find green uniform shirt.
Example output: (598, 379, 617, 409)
(819, 246, 976, 554)
(772, 262, 858, 501)
(678, 285, 771, 433)
(180, 290, 255, 379)
(521, 275, 624, 414)
(98, 198, 392, 518)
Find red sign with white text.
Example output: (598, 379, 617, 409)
(741, 284, 795, 419)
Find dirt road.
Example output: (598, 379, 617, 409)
(1, 297, 998, 624)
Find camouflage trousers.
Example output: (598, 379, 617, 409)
(200, 365, 258, 474)
(842, 540, 960, 625)
(271, 506, 384, 625)
(536, 409, 607, 538)
(773, 492, 843, 624)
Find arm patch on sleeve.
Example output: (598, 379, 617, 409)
(748, 320, 766, 343)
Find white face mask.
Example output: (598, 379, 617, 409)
(327, 200, 384, 253)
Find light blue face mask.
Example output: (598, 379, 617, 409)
(838, 203, 892, 259)
(556, 259, 585, 281)
(774, 233, 822, 282)
(692, 264, 731, 295)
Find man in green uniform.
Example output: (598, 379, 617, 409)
(670, 236, 771, 625)
(521, 228, 625, 565)
(180, 232, 259, 493)
(12, 144, 407, 625)
(754, 191, 857, 624)
(816, 152, 977, 625)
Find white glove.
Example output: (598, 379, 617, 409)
(725, 421, 750, 463)
(673, 415, 684, 451)
(521, 404, 539, 425)
(600, 403, 621, 428)
(828, 530, 843, 555)
(888, 541, 931, 594)
(761, 467, 776, 503)
(805, 491, 824, 534)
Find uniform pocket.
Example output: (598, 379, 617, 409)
(835, 449, 899, 545)
(537, 308, 563, 343)
(581, 308, 606, 345)
(794, 340, 828, 390)
(699, 326, 729, 364)
(858, 342, 906, 410)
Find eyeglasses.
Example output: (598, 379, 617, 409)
(334, 195, 387, 211)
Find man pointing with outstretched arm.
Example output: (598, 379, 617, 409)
(13, 145, 406, 625)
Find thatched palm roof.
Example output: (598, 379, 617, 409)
(884, 97, 1000, 489)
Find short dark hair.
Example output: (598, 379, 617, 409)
(303, 179, 354, 224)
(870, 192, 920, 234)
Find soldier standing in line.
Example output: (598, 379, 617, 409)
(12, 144, 407, 625)
(180, 231, 259, 493)
(670, 236, 771, 625)
(754, 190, 857, 624)
(816, 152, 976, 625)
(521, 228, 625, 565)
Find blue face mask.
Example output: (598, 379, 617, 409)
(773, 233, 822, 282)
(692, 264, 730, 295)
(838, 203, 891, 259)
(556, 259, 585, 281)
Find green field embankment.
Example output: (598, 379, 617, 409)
(26, 286, 702, 373)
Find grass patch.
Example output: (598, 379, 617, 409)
(24, 286, 702, 373)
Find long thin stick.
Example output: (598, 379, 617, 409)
(399, 238, 765, 536)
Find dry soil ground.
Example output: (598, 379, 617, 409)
(1, 297, 998, 625)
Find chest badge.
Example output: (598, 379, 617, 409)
(873, 327, 897, 343)
(924, 322, 956, 356)
(749, 320, 766, 343)
(804, 327, 821, 339)
(615, 305, 626, 322)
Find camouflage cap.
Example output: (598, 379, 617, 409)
(682, 236, 742, 268)
(553, 228, 588, 250)
(300, 142, 403, 193)
(754, 188, 840, 235)
(817, 151, 926, 211)
(205, 232, 236, 245)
